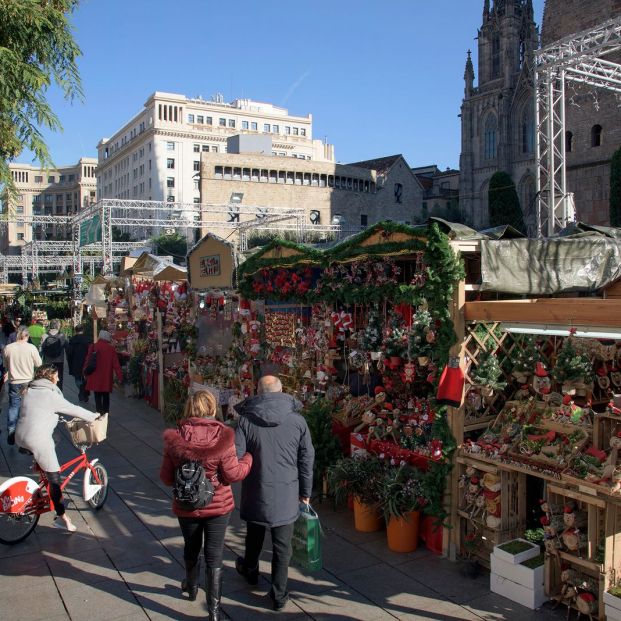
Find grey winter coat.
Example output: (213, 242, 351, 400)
(235, 392, 315, 527)
(15, 379, 97, 471)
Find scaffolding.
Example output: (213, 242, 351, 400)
(535, 16, 621, 236)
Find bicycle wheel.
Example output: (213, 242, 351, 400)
(0, 512, 39, 544)
(85, 462, 108, 510)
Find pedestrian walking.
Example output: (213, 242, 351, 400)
(7, 317, 23, 344)
(83, 330, 122, 415)
(3, 325, 42, 445)
(234, 375, 315, 611)
(160, 390, 253, 621)
(27, 319, 46, 349)
(40, 319, 67, 391)
(66, 324, 92, 402)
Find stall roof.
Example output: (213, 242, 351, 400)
(152, 262, 187, 281)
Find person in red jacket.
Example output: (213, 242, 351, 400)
(160, 390, 252, 621)
(83, 330, 123, 415)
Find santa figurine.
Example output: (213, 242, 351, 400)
(532, 361, 551, 396)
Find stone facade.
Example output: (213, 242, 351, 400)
(541, 0, 621, 225)
(198, 153, 424, 239)
(1, 159, 97, 255)
(459, 0, 539, 230)
(460, 0, 621, 229)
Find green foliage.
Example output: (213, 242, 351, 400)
(488, 171, 526, 233)
(510, 335, 541, 373)
(473, 351, 507, 391)
(327, 456, 385, 507)
(151, 232, 188, 265)
(523, 527, 545, 545)
(162, 377, 186, 425)
(611, 146, 621, 227)
(112, 226, 133, 242)
(383, 311, 408, 357)
(379, 464, 426, 519)
(498, 539, 534, 555)
(302, 399, 343, 491)
(0, 0, 82, 197)
(552, 337, 593, 384)
(521, 554, 544, 569)
(360, 305, 383, 351)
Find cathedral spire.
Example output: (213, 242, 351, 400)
(464, 49, 475, 97)
(483, 0, 490, 20)
(525, 0, 534, 19)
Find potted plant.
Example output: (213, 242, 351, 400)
(605, 584, 621, 621)
(379, 464, 426, 552)
(472, 351, 507, 398)
(552, 334, 594, 395)
(510, 335, 540, 384)
(460, 531, 482, 578)
(328, 456, 385, 532)
(408, 309, 434, 366)
(383, 311, 408, 368)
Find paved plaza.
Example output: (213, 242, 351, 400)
(0, 379, 567, 621)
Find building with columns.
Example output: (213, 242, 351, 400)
(0, 159, 97, 255)
(96, 92, 335, 207)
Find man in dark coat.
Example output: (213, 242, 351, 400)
(66, 324, 92, 402)
(234, 375, 314, 611)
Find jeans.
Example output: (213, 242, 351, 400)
(244, 521, 295, 604)
(178, 512, 231, 569)
(7, 382, 24, 434)
(94, 392, 110, 415)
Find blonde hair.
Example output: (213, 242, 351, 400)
(183, 390, 217, 420)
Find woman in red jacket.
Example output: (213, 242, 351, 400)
(83, 330, 123, 415)
(160, 390, 252, 621)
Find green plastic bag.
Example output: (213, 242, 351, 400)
(291, 503, 322, 572)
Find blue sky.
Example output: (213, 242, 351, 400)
(19, 0, 544, 171)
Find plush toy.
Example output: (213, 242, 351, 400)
(532, 362, 551, 396)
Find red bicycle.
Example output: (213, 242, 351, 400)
(0, 416, 109, 544)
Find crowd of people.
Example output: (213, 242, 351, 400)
(2, 314, 316, 618)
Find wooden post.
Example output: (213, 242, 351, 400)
(93, 317, 98, 342)
(157, 311, 164, 414)
(445, 276, 466, 560)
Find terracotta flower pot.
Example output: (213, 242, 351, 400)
(353, 497, 383, 532)
(386, 511, 420, 553)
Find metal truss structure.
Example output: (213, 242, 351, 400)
(1, 198, 341, 280)
(535, 17, 621, 237)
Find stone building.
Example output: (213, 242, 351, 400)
(0, 159, 97, 255)
(198, 152, 424, 239)
(459, 0, 539, 230)
(459, 0, 621, 230)
(412, 165, 460, 222)
(541, 0, 621, 225)
(96, 92, 335, 207)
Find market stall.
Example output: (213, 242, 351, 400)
(450, 229, 621, 619)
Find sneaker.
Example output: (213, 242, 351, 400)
(7, 431, 15, 445)
(53, 516, 77, 533)
(235, 556, 259, 585)
(269, 589, 289, 611)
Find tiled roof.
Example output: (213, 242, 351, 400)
(347, 154, 403, 176)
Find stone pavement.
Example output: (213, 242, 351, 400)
(0, 378, 567, 621)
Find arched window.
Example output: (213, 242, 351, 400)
(565, 131, 573, 153)
(520, 105, 534, 154)
(484, 114, 498, 160)
(591, 124, 602, 147)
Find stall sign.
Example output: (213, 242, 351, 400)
(200, 255, 221, 277)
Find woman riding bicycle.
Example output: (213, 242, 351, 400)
(15, 364, 98, 532)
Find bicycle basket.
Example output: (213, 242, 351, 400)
(65, 413, 108, 446)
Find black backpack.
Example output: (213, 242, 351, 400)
(173, 461, 215, 511)
(42, 335, 63, 359)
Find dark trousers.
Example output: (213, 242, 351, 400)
(245, 521, 295, 604)
(52, 361, 64, 392)
(46, 471, 65, 516)
(94, 392, 110, 415)
(178, 512, 231, 569)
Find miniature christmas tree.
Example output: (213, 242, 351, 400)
(360, 305, 383, 352)
(510, 335, 541, 381)
(383, 311, 407, 358)
(408, 309, 433, 364)
(472, 351, 507, 391)
(552, 336, 593, 385)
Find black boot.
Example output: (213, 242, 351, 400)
(181, 558, 200, 601)
(206, 567, 222, 621)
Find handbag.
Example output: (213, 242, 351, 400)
(291, 502, 322, 572)
(83, 350, 98, 376)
